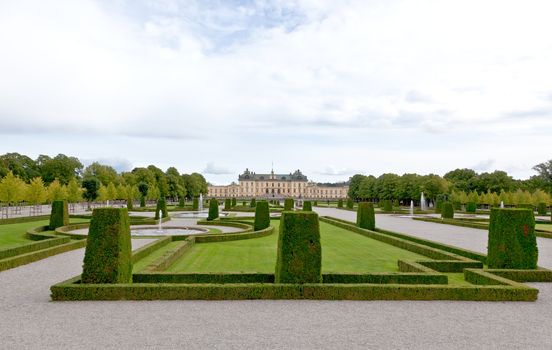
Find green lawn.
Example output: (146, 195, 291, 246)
(0, 218, 89, 250)
(536, 223, 552, 232)
(167, 221, 429, 273)
(133, 241, 183, 272)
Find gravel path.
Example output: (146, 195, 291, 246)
(1, 209, 552, 349)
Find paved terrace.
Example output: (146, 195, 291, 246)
(0, 208, 551, 349)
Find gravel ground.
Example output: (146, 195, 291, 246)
(1, 209, 552, 349)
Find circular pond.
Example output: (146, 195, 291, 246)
(172, 211, 228, 219)
(131, 226, 208, 236)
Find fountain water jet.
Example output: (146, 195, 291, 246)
(410, 200, 414, 216)
(199, 193, 204, 211)
(420, 192, 426, 211)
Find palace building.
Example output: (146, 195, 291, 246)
(208, 168, 349, 199)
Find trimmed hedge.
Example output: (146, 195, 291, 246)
(224, 198, 232, 210)
(192, 197, 199, 210)
(1, 239, 86, 272)
(382, 200, 393, 212)
(81, 208, 132, 284)
(50, 280, 538, 301)
(441, 202, 454, 219)
(49, 200, 69, 230)
(231, 198, 237, 207)
(537, 202, 547, 215)
(466, 202, 477, 213)
(207, 199, 219, 221)
(487, 208, 537, 269)
(323, 273, 447, 285)
(254, 201, 270, 231)
(356, 202, 375, 230)
(337, 199, 343, 208)
(127, 198, 133, 210)
(250, 198, 256, 208)
(435, 201, 443, 214)
(284, 198, 294, 211)
(154, 198, 168, 219)
(303, 201, 312, 211)
(275, 211, 322, 284)
(0, 215, 50, 225)
(141, 238, 195, 272)
(346, 198, 354, 209)
(483, 268, 552, 282)
(195, 226, 273, 243)
(313, 201, 318, 206)
(1, 226, 69, 260)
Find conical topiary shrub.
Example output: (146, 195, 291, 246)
(207, 198, 219, 221)
(357, 202, 375, 230)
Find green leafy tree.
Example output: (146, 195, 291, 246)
(82, 177, 100, 202)
(39, 154, 83, 184)
(26, 177, 47, 205)
(0, 171, 26, 205)
(347, 174, 366, 199)
(48, 179, 67, 201)
(66, 178, 82, 203)
(83, 162, 119, 185)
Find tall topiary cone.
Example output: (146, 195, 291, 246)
(126, 197, 133, 210)
(284, 198, 294, 211)
(357, 202, 375, 230)
(537, 202, 547, 216)
(178, 196, 185, 208)
(275, 211, 322, 284)
(435, 201, 443, 214)
(154, 197, 168, 219)
(441, 202, 454, 219)
(192, 197, 199, 210)
(224, 198, 231, 210)
(487, 208, 538, 269)
(303, 201, 312, 211)
(231, 197, 237, 207)
(207, 198, 219, 221)
(337, 199, 343, 208)
(81, 208, 132, 284)
(346, 198, 354, 209)
(466, 202, 477, 213)
(250, 198, 257, 208)
(254, 201, 270, 231)
(49, 200, 69, 230)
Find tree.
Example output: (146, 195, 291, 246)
(396, 173, 422, 202)
(82, 177, 100, 202)
(26, 177, 47, 205)
(48, 179, 67, 201)
(533, 160, 552, 192)
(39, 154, 83, 184)
(107, 182, 117, 200)
(357, 175, 376, 199)
(374, 173, 401, 200)
(0, 171, 26, 205)
(166, 167, 186, 200)
(444, 168, 477, 193)
(66, 178, 82, 203)
(421, 174, 449, 200)
(0, 152, 40, 181)
(474, 171, 515, 193)
(98, 185, 109, 202)
(347, 174, 366, 199)
(83, 162, 118, 186)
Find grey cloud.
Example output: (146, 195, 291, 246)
(82, 158, 133, 172)
(472, 159, 495, 172)
(203, 162, 233, 175)
(314, 167, 358, 176)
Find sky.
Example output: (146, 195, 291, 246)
(1, 0, 551, 185)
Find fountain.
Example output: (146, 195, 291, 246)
(500, 201, 504, 209)
(199, 193, 204, 211)
(420, 192, 426, 211)
(156, 210, 163, 233)
(410, 200, 414, 216)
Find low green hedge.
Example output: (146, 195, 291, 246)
(0, 215, 50, 225)
(131, 237, 172, 263)
(50, 279, 538, 301)
(194, 226, 274, 243)
(322, 273, 447, 285)
(1, 239, 86, 272)
(141, 238, 195, 272)
(0, 226, 70, 260)
(482, 268, 552, 282)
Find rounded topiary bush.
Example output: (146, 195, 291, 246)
(250, 198, 257, 208)
(466, 202, 477, 213)
(49, 200, 69, 230)
(224, 198, 232, 210)
(275, 211, 321, 284)
(346, 198, 354, 209)
(192, 197, 199, 210)
(254, 201, 270, 231)
(382, 200, 393, 212)
(284, 198, 294, 211)
(441, 202, 454, 219)
(337, 199, 343, 208)
(81, 208, 132, 284)
(154, 198, 168, 219)
(487, 208, 538, 269)
(303, 201, 312, 211)
(207, 198, 219, 221)
(537, 202, 547, 216)
(356, 202, 375, 230)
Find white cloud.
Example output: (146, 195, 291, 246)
(202, 162, 232, 175)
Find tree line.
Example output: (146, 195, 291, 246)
(0, 152, 208, 206)
(348, 161, 552, 204)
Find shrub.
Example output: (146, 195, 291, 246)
(346, 198, 354, 209)
(178, 197, 185, 208)
(453, 201, 462, 210)
(154, 198, 168, 219)
(487, 208, 537, 269)
(303, 201, 312, 211)
(242, 201, 246, 206)
(49, 200, 69, 230)
(207, 199, 219, 221)
(356, 202, 375, 230)
(254, 201, 270, 231)
(284, 198, 294, 211)
(435, 201, 443, 214)
(192, 197, 199, 210)
(337, 199, 343, 208)
(441, 202, 454, 219)
(224, 198, 232, 210)
(231, 198, 237, 207)
(126, 198, 133, 210)
(313, 201, 318, 206)
(537, 202, 547, 215)
(275, 211, 322, 284)
(382, 200, 393, 212)
(466, 202, 477, 213)
(250, 198, 256, 208)
(140, 197, 146, 207)
(81, 208, 132, 284)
